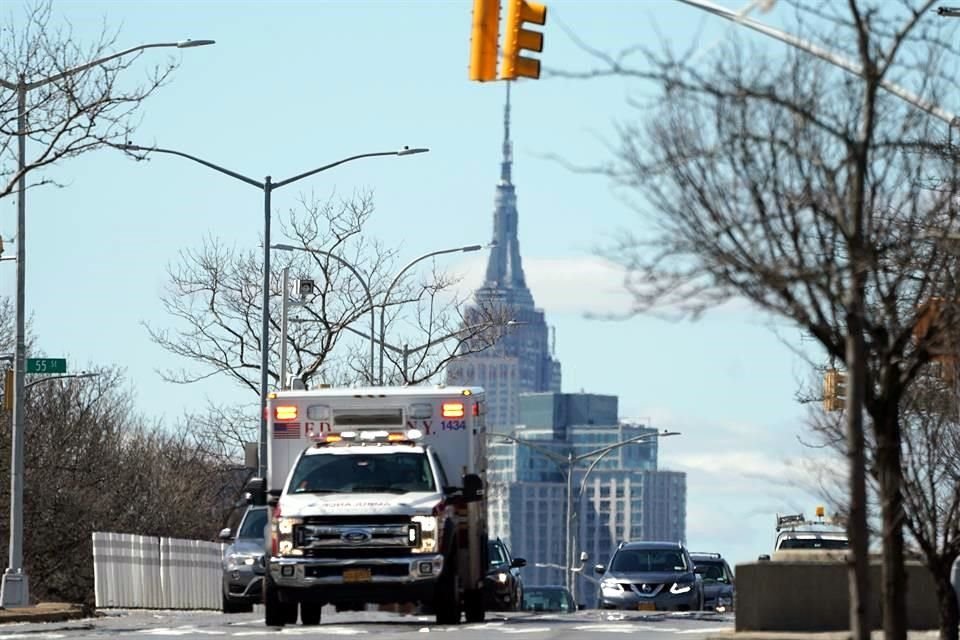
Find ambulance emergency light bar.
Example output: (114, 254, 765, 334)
(273, 402, 473, 422)
(318, 429, 425, 445)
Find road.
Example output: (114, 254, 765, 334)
(0, 608, 734, 639)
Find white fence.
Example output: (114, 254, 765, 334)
(92, 532, 223, 610)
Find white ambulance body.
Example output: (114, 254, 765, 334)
(259, 385, 489, 627)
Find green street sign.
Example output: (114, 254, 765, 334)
(26, 358, 66, 374)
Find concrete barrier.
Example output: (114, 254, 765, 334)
(735, 555, 939, 632)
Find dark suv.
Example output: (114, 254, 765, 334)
(219, 505, 268, 613)
(595, 541, 704, 611)
(483, 537, 526, 611)
(689, 552, 735, 611)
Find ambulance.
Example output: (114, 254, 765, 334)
(252, 385, 489, 627)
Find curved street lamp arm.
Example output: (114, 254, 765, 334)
(124, 144, 263, 189)
(274, 151, 402, 190)
(0, 41, 210, 91)
(341, 323, 404, 355)
(272, 243, 377, 382)
(577, 447, 623, 500)
(574, 430, 676, 463)
(403, 320, 497, 358)
(378, 243, 482, 384)
(675, 0, 957, 126)
(486, 432, 569, 471)
(24, 372, 98, 390)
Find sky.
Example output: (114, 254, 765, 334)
(1, 0, 844, 570)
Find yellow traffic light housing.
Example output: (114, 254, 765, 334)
(469, 0, 500, 82)
(823, 368, 846, 412)
(499, 0, 547, 80)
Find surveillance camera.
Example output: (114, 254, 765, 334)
(296, 278, 315, 299)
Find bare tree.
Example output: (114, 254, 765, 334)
(0, 1, 180, 199)
(806, 361, 960, 640)
(147, 190, 508, 438)
(554, 2, 960, 639)
(0, 363, 230, 606)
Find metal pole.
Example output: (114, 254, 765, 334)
(369, 307, 375, 386)
(565, 452, 574, 596)
(1, 78, 28, 608)
(378, 302, 386, 385)
(279, 267, 289, 391)
(258, 178, 272, 481)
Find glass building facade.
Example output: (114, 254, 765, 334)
(487, 393, 687, 606)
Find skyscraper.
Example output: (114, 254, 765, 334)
(446, 84, 561, 432)
(487, 392, 688, 607)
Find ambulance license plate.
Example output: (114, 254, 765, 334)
(343, 568, 372, 583)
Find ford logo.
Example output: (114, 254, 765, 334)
(341, 529, 372, 545)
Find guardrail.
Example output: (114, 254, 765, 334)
(92, 532, 223, 610)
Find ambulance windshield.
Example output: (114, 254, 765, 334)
(289, 451, 435, 494)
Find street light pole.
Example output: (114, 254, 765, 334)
(271, 244, 378, 385)
(675, 0, 958, 127)
(378, 245, 483, 384)
(0, 37, 214, 609)
(280, 266, 291, 390)
(488, 429, 680, 599)
(125, 146, 428, 479)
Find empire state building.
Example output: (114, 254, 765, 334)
(446, 85, 561, 432)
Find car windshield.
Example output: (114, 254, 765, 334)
(694, 560, 729, 583)
(237, 508, 268, 540)
(488, 541, 508, 569)
(523, 587, 575, 612)
(779, 537, 849, 550)
(289, 451, 435, 494)
(611, 548, 688, 573)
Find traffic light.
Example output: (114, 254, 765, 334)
(469, 0, 500, 82)
(499, 0, 547, 80)
(823, 368, 846, 412)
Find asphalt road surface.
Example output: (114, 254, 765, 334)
(0, 608, 734, 640)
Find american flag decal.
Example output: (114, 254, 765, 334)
(273, 422, 301, 439)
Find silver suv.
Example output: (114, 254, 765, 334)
(219, 505, 268, 613)
(595, 541, 704, 611)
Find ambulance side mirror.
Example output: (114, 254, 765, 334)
(462, 473, 483, 502)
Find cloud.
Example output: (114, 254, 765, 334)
(448, 253, 764, 319)
(449, 254, 635, 315)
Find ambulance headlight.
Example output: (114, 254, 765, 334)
(411, 515, 439, 553)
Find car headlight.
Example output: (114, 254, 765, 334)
(669, 582, 693, 594)
(495, 572, 509, 584)
(601, 579, 624, 592)
(225, 553, 261, 570)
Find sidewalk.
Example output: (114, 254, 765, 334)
(708, 631, 940, 640)
(0, 602, 90, 624)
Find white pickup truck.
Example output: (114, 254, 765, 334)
(247, 386, 489, 627)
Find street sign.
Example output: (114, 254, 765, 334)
(26, 358, 66, 374)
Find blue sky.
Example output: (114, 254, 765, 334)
(3, 0, 836, 569)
